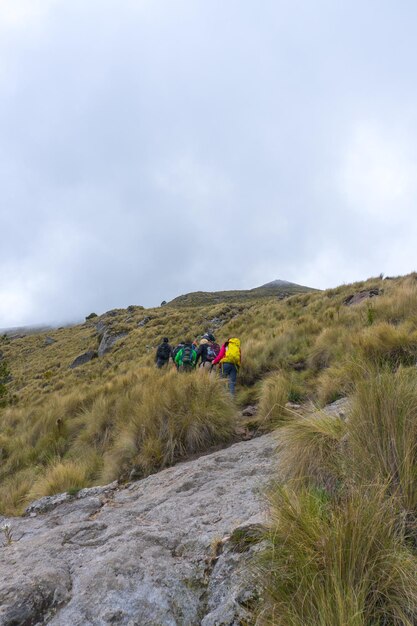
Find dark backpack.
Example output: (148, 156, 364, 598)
(180, 345, 196, 367)
(206, 343, 220, 362)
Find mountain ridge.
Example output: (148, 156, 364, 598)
(167, 278, 317, 307)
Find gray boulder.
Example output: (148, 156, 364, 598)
(98, 331, 128, 357)
(95, 320, 107, 337)
(138, 316, 152, 327)
(343, 288, 381, 306)
(69, 351, 98, 369)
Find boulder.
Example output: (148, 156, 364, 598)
(241, 405, 257, 417)
(343, 288, 381, 306)
(44, 336, 56, 346)
(98, 331, 128, 357)
(95, 320, 107, 337)
(69, 351, 98, 369)
(138, 316, 151, 327)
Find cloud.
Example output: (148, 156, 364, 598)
(1, 1, 417, 327)
(0, 0, 56, 28)
(338, 121, 417, 222)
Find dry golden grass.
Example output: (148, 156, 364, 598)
(0, 367, 236, 513)
(277, 410, 347, 491)
(257, 372, 291, 428)
(257, 485, 417, 626)
(2, 271, 417, 521)
(257, 361, 417, 625)
(349, 366, 417, 511)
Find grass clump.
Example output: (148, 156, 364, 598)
(257, 372, 291, 428)
(278, 410, 347, 491)
(101, 369, 236, 482)
(27, 459, 94, 501)
(257, 364, 417, 624)
(0, 367, 236, 514)
(349, 366, 417, 511)
(258, 485, 417, 626)
(356, 322, 417, 368)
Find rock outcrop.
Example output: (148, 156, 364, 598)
(69, 350, 98, 369)
(98, 331, 128, 357)
(343, 288, 381, 306)
(0, 433, 278, 626)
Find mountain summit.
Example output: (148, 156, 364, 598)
(258, 279, 297, 289)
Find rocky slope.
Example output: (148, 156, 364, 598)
(0, 432, 279, 626)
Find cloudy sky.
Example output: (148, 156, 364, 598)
(1, 0, 416, 327)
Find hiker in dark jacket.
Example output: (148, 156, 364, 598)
(155, 337, 172, 368)
(196, 334, 220, 369)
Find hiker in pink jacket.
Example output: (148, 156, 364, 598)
(212, 337, 241, 395)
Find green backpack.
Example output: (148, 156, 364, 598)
(179, 345, 197, 368)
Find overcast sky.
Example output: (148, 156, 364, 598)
(1, 0, 416, 327)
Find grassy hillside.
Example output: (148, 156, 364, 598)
(3, 272, 417, 622)
(1, 272, 417, 524)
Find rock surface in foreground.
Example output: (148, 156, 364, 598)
(0, 433, 279, 625)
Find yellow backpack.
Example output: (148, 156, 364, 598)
(221, 337, 241, 366)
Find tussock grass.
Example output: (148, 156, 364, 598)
(27, 458, 96, 501)
(257, 372, 291, 428)
(257, 362, 417, 624)
(258, 485, 417, 626)
(278, 411, 347, 491)
(349, 366, 417, 511)
(356, 322, 417, 368)
(0, 367, 236, 513)
(101, 369, 236, 482)
(373, 277, 417, 326)
(307, 327, 350, 371)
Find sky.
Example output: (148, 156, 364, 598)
(1, 0, 417, 327)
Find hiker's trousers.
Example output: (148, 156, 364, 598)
(221, 362, 238, 395)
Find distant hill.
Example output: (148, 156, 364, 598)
(0, 324, 53, 338)
(167, 279, 317, 307)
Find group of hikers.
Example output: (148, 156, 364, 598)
(155, 334, 241, 395)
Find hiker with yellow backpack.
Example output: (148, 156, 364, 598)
(211, 337, 241, 395)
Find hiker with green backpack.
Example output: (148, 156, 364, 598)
(211, 337, 241, 395)
(174, 340, 197, 372)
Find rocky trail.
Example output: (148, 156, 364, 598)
(0, 431, 279, 626)
(0, 399, 348, 625)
